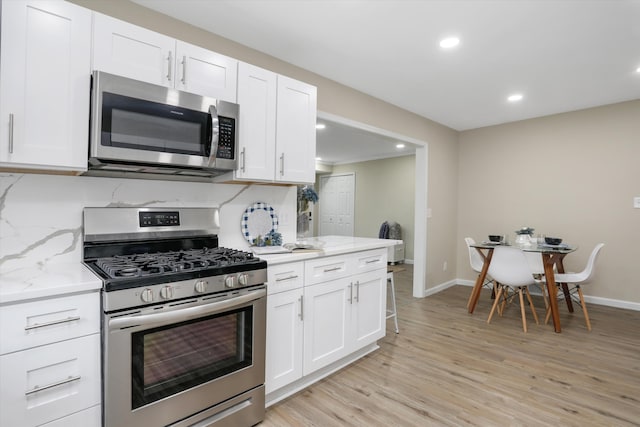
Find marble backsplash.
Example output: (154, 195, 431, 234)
(0, 173, 297, 275)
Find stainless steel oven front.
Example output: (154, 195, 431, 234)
(103, 286, 266, 427)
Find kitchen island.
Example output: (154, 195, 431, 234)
(261, 235, 402, 406)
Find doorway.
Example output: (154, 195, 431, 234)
(316, 111, 428, 298)
(318, 173, 355, 236)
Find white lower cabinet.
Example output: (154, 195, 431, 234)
(265, 249, 387, 396)
(0, 291, 101, 427)
(265, 288, 304, 394)
(0, 334, 101, 427)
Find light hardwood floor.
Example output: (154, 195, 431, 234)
(259, 265, 640, 426)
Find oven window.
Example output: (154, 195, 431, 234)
(131, 306, 253, 409)
(101, 92, 211, 156)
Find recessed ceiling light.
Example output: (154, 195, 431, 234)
(315, 123, 326, 130)
(636, 66, 640, 73)
(508, 94, 523, 102)
(315, 156, 322, 161)
(439, 37, 460, 49)
(396, 143, 405, 149)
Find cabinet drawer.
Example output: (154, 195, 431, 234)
(351, 249, 387, 274)
(0, 334, 101, 427)
(0, 292, 100, 355)
(267, 262, 304, 295)
(304, 255, 350, 286)
(40, 404, 100, 427)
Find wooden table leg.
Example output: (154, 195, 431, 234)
(555, 255, 574, 312)
(542, 253, 561, 332)
(468, 248, 493, 314)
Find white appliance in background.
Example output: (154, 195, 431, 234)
(388, 243, 405, 265)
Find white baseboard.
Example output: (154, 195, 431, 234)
(452, 278, 640, 311)
(423, 279, 458, 296)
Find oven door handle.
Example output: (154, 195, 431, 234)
(109, 289, 265, 330)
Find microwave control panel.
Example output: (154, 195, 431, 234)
(216, 116, 236, 160)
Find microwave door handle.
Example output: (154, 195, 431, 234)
(208, 105, 220, 167)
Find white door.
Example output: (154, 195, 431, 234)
(319, 173, 355, 236)
(351, 270, 386, 347)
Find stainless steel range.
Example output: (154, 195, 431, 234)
(83, 207, 267, 427)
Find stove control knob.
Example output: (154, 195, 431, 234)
(160, 286, 174, 299)
(140, 288, 154, 303)
(238, 273, 249, 286)
(194, 280, 207, 293)
(225, 275, 237, 288)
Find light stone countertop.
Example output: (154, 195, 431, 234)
(0, 263, 102, 305)
(256, 235, 403, 265)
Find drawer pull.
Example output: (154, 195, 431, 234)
(275, 275, 299, 282)
(323, 267, 342, 273)
(25, 375, 81, 396)
(365, 259, 380, 264)
(24, 316, 81, 331)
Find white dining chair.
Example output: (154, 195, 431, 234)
(486, 246, 540, 332)
(465, 237, 496, 309)
(546, 243, 605, 331)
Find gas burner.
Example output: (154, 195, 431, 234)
(92, 247, 260, 280)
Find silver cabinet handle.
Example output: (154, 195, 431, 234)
(275, 274, 298, 282)
(299, 296, 304, 321)
(25, 375, 81, 396)
(365, 259, 380, 264)
(8, 113, 14, 154)
(323, 267, 341, 273)
(279, 153, 285, 176)
(167, 51, 173, 81)
(24, 316, 81, 331)
(355, 280, 360, 302)
(181, 55, 187, 84)
(241, 147, 246, 172)
(349, 283, 353, 304)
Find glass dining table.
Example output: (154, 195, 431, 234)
(467, 242, 577, 333)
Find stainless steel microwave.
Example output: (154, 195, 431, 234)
(86, 71, 238, 181)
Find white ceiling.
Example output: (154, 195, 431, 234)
(133, 0, 640, 163)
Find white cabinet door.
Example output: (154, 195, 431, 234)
(0, 334, 101, 427)
(303, 278, 350, 375)
(235, 62, 277, 181)
(275, 75, 317, 184)
(351, 269, 386, 348)
(0, 0, 91, 171)
(92, 13, 175, 87)
(175, 41, 238, 102)
(265, 288, 304, 394)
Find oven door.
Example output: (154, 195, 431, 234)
(103, 287, 266, 427)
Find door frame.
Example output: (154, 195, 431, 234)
(317, 111, 428, 298)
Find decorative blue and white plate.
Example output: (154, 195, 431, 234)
(241, 202, 278, 244)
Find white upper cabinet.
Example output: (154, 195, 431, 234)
(276, 75, 317, 184)
(230, 62, 317, 184)
(92, 13, 237, 102)
(0, 0, 91, 171)
(175, 41, 238, 102)
(235, 62, 277, 181)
